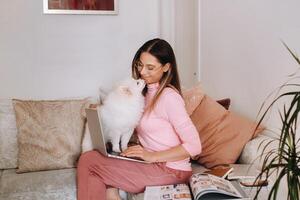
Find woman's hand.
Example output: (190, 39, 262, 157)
(121, 145, 157, 163)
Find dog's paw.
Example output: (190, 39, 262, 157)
(112, 146, 121, 153)
(121, 146, 128, 152)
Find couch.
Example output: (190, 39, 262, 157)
(0, 94, 287, 200)
(0, 134, 277, 200)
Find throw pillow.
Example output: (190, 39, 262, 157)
(0, 99, 18, 169)
(216, 98, 231, 110)
(13, 99, 88, 173)
(182, 83, 205, 116)
(190, 95, 264, 168)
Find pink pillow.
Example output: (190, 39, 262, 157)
(191, 95, 264, 168)
(182, 83, 205, 116)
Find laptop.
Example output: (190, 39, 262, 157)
(85, 107, 149, 163)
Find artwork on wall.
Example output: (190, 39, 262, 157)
(43, 0, 118, 15)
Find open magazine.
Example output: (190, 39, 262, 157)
(144, 173, 249, 200)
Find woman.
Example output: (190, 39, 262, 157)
(77, 38, 202, 200)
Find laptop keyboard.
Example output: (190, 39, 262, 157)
(109, 150, 145, 161)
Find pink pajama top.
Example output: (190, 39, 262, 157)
(136, 83, 202, 171)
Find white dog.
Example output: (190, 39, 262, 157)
(82, 78, 145, 153)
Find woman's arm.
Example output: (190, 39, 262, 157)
(153, 145, 190, 162)
(121, 144, 190, 163)
(162, 90, 202, 158)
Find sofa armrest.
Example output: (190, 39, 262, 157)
(239, 133, 291, 199)
(239, 133, 279, 170)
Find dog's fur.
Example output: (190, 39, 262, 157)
(82, 78, 145, 153)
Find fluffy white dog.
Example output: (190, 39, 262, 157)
(82, 78, 145, 153)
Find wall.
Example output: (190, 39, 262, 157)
(160, 0, 199, 88)
(174, 0, 199, 89)
(0, 0, 160, 99)
(0, 0, 200, 99)
(200, 0, 300, 132)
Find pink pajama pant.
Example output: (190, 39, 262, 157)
(76, 150, 192, 200)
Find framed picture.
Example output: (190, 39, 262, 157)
(43, 0, 118, 15)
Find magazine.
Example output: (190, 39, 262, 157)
(226, 164, 258, 180)
(144, 173, 249, 200)
(192, 163, 259, 180)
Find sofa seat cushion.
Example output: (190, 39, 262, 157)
(0, 168, 76, 200)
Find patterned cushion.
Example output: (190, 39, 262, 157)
(13, 99, 88, 173)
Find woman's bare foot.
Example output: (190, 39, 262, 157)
(106, 188, 122, 200)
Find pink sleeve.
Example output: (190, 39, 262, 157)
(161, 89, 202, 157)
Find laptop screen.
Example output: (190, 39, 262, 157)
(85, 108, 109, 155)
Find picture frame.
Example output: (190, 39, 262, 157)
(43, 0, 118, 15)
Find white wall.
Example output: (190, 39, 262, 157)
(160, 0, 199, 88)
(0, 0, 160, 99)
(174, 0, 199, 88)
(0, 0, 199, 99)
(200, 0, 300, 131)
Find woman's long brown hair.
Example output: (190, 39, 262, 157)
(132, 38, 182, 113)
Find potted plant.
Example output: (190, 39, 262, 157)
(254, 43, 300, 200)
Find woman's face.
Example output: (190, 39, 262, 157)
(136, 52, 169, 84)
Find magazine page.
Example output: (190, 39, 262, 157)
(144, 184, 192, 200)
(189, 173, 243, 199)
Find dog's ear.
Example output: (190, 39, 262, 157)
(118, 85, 133, 96)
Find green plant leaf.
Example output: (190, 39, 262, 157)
(255, 42, 300, 200)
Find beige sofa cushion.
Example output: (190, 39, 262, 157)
(0, 99, 18, 169)
(13, 99, 87, 173)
